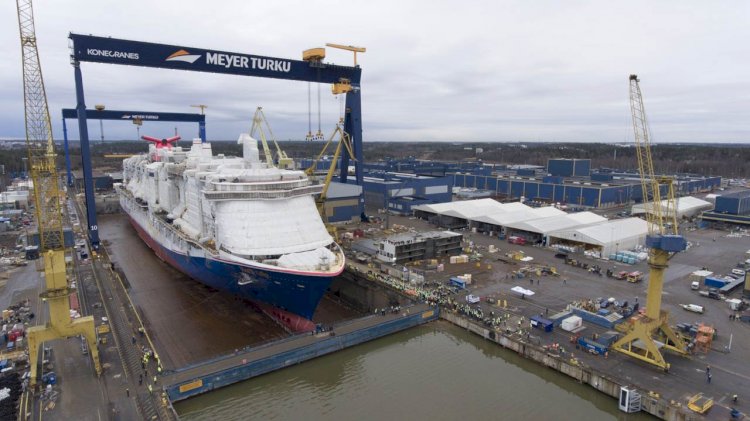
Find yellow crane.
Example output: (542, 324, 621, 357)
(16, 0, 101, 386)
(190, 104, 208, 115)
(250, 107, 293, 169)
(306, 125, 355, 234)
(610, 75, 687, 371)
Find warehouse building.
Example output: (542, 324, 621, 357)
(548, 218, 649, 256)
(324, 182, 363, 223)
(451, 173, 643, 208)
(631, 196, 713, 220)
(701, 189, 750, 226)
(547, 158, 591, 177)
(362, 174, 453, 215)
(376, 231, 463, 264)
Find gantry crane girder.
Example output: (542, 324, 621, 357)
(611, 75, 687, 371)
(67, 33, 368, 246)
(16, 0, 101, 387)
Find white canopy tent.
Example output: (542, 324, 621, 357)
(504, 211, 607, 238)
(472, 206, 565, 228)
(631, 196, 712, 219)
(548, 217, 649, 256)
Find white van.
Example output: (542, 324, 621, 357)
(691, 281, 700, 290)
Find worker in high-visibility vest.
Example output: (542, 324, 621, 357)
(148, 384, 153, 394)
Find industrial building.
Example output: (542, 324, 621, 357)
(701, 189, 750, 226)
(631, 196, 713, 220)
(361, 174, 452, 215)
(451, 172, 642, 208)
(0, 189, 29, 210)
(376, 231, 463, 264)
(547, 158, 591, 177)
(324, 182, 363, 223)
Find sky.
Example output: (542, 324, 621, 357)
(1, 1, 749, 143)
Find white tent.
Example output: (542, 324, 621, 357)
(631, 196, 712, 219)
(472, 206, 565, 228)
(412, 199, 531, 220)
(505, 211, 606, 236)
(548, 217, 649, 256)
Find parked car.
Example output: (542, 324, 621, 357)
(465, 294, 481, 304)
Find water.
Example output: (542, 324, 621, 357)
(175, 322, 653, 420)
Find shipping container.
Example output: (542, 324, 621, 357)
(704, 277, 729, 289)
(530, 316, 554, 332)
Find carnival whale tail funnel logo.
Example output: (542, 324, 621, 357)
(166, 49, 201, 63)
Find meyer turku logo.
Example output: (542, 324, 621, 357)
(165, 48, 291, 72)
(165, 49, 201, 63)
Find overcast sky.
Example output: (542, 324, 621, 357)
(1, 1, 748, 143)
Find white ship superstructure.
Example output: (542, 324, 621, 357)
(118, 134, 344, 331)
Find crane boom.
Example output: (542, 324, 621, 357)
(17, 0, 64, 251)
(611, 75, 687, 371)
(16, 0, 101, 387)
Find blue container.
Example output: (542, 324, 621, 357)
(704, 277, 729, 289)
(616, 255, 623, 262)
(449, 277, 467, 290)
(628, 257, 636, 264)
(530, 316, 554, 332)
(597, 309, 610, 316)
(609, 254, 616, 260)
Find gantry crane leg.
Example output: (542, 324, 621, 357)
(25, 250, 101, 387)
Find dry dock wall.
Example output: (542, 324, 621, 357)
(441, 312, 703, 421)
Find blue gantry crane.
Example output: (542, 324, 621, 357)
(60, 108, 205, 181)
(68, 34, 366, 249)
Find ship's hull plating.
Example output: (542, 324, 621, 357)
(121, 194, 339, 331)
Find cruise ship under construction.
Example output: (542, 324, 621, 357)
(117, 132, 345, 332)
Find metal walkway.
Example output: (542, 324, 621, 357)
(163, 303, 438, 402)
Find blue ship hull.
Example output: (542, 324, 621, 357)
(127, 214, 337, 331)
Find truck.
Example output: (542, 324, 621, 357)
(698, 288, 722, 300)
(507, 236, 526, 246)
(627, 271, 644, 283)
(465, 294, 480, 304)
(680, 304, 705, 314)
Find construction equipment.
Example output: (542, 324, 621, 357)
(325, 43, 365, 94)
(249, 107, 293, 169)
(687, 393, 713, 414)
(306, 125, 355, 234)
(15, 0, 101, 386)
(190, 104, 208, 115)
(611, 75, 688, 371)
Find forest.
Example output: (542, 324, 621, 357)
(0, 141, 747, 179)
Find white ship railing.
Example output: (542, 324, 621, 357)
(203, 185, 323, 201)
